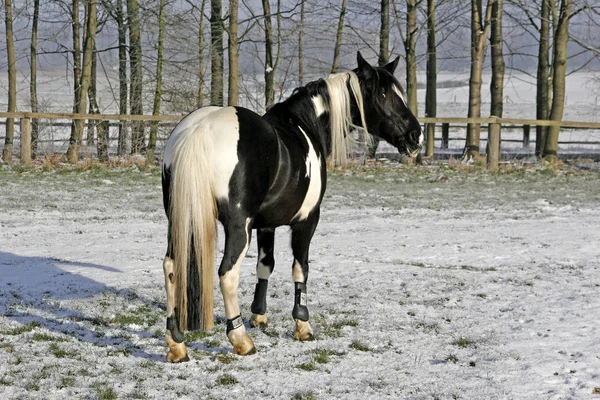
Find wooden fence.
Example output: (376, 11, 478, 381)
(1, 112, 600, 169)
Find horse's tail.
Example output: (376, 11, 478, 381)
(169, 123, 217, 332)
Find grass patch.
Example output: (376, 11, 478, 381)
(295, 361, 316, 371)
(49, 343, 75, 358)
(185, 330, 213, 342)
(312, 349, 340, 364)
(349, 341, 370, 352)
(59, 376, 76, 388)
(204, 339, 221, 348)
(0, 376, 13, 386)
(215, 374, 238, 386)
(446, 354, 459, 363)
(452, 337, 476, 348)
(291, 391, 317, 400)
(31, 332, 68, 342)
(1, 321, 39, 335)
(92, 382, 118, 400)
(216, 353, 238, 364)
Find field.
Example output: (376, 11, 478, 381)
(1, 164, 600, 399)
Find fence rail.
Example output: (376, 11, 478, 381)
(2, 112, 600, 169)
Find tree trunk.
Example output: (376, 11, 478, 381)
(116, 0, 128, 156)
(405, 0, 418, 115)
(3, 0, 16, 164)
(67, 0, 97, 164)
(66, 0, 82, 163)
(30, 0, 40, 159)
(147, 0, 166, 165)
(535, 0, 551, 157)
(464, 0, 493, 161)
(128, 0, 145, 154)
(489, 0, 504, 158)
(331, 0, 347, 74)
(197, 0, 207, 108)
(210, 0, 224, 106)
(425, 0, 436, 157)
(262, 0, 281, 109)
(228, 0, 239, 106)
(543, 0, 570, 163)
(367, 0, 389, 157)
(298, 0, 305, 86)
(89, 6, 106, 160)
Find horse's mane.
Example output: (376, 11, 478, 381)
(266, 71, 368, 167)
(324, 71, 368, 166)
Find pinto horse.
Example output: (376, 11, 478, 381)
(161, 52, 423, 362)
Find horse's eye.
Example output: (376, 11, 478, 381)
(382, 92, 386, 98)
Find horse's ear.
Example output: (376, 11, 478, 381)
(383, 56, 400, 74)
(356, 51, 374, 79)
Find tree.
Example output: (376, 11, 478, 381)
(128, 0, 145, 154)
(536, 0, 551, 157)
(404, 0, 419, 115)
(116, 0, 128, 155)
(262, 0, 281, 109)
(331, 0, 348, 74)
(489, 0, 504, 152)
(298, 0, 305, 86)
(210, 0, 224, 105)
(424, 0, 436, 157)
(228, 0, 239, 106)
(2, 0, 16, 164)
(30, 0, 40, 159)
(197, 0, 208, 107)
(543, 0, 571, 163)
(67, 0, 97, 163)
(464, 0, 494, 161)
(147, 0, 166, 165)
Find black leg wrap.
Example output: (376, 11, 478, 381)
(292, 282, 309, 321)
(166, 310, 185, 343)
(251, 279, 269, 315)
(226, 315, 244, 335)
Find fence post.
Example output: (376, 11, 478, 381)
(441, 123, 449, 149)
(487, 121, 500, 171)
(425, 122, 435, 156)
(523, 124, 530, 148)
(20, 117, 32, 167)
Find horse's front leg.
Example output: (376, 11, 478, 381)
(290, 210, 319, 341)
(163, 254, 189, 362)
(250, 229, 275, 328)
(219, 218, 256, 355)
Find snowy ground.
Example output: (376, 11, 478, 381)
(1, 165, 600, 399)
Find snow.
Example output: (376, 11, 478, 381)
(1, 166, 600, 399)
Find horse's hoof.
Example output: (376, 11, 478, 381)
(166, 351, 190, 363)
(228, 328, 257, 355)
(234, 344, 257, 356)
(250, 313, 269, 328)
(293, 319, 314, 342)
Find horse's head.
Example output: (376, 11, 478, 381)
(353, 51, 423, 158)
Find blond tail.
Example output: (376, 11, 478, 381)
(169, 126, 217, 332)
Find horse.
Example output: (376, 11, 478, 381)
(160, 51, 423, 362)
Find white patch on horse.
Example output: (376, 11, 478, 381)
(163, 106, 221, 167)
(292, 259, 305, 283)
(164, 107, 240, 201)
(311, 95, 326, 117)
(257, 248, 271, 280)
(220, 218, 251, 319)
(392, 84, 409, 108)
(293, 127, 322, 221)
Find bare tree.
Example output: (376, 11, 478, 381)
(331, 0, 347, 74)
(30, 0, 40, 159)
(67, 0, 98, 163)
(147, 0, 166, 165)
(489, 0, 504, 156)
(210, 0, 224, 105)
(2, 0, 16, 164)
(536, 0, 551, 157)
(424, 0, 436, 157)
(228, 0, 239, 106)
(543, 0, 571, 163)
(464, 0, 494, 161)
(404, 0, 419, 114)
(262, 0, 281, 109)
(298, 0, 305, 85)
(128, 0, 145, 154)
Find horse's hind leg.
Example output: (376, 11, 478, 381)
(290, 211, 319, 341)
(163, 252, 189, 362)
(250, 229, 275, 328)
(219, 218, 256, 355)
